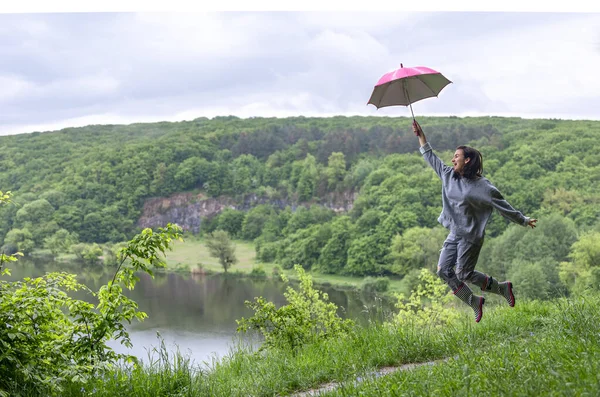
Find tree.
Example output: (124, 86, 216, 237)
(559, 231, 600, 292)
(316, 216, 353, 274)
(296, 154, 318, 202)
(79, 212, 106, 243)
(205, 230, 238, 273)
(174, 156, 211, 190)
(39, 189, 67, 209)
(15, 199, 55, 224)
(241, 205, 274, 241)
(325, 152, 347, 191)
(507, 260, 557, 300)
(389, 226, 447, 276)
(71, 242, 103, 264)
(3, 228, 35, 255)
(479, 213, 577, 281)
(216, 208, 246, 238)
(230, 154, 264, 195)
(347, 158, 379, 189)
(345, 232, 389, 276)
(277, 224, 331, 270)
(43, 228, 79, 256)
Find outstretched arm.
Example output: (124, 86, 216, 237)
(490, 186, 538, 228)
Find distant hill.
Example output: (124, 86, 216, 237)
(1, 115, 599, 284)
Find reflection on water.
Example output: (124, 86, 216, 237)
(5, 258, 395, 365)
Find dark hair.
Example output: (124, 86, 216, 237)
(456, 145, 482, 179)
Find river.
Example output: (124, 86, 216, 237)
(5, 258, 394, 366)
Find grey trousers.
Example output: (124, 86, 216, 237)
(437, 233, 488, 292)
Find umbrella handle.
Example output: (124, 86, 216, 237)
(410, 106, 420, 136)
(403, 80, 418, 134)
(403, 81, 416, 118)
(412, 118, 423, 137)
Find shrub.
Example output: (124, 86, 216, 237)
(360, 276, 390, 293)
(256, 241, 279, 263)
(271, 264, 283, 278)
(0, 224, 183, 396)
(237, 265, 354, 351)
(249, 265, 267, 279)
(71, 243, 103, 264)
(389, 268, 458, 328)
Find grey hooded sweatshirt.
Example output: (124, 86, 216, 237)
(420, 142, 530, 242)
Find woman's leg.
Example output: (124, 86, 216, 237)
(483, 278, 515, 307)
(454, 238, 486, 287)
(437, 234, 485, 322)
(436, 234, 461, 291)
(454, 239, 515, 307)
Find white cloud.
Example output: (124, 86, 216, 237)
(0, 75, 34, 101)
(5, 0, 600, 12)
(125, 13, 256, 59)
(1, 11, 600, 136)
(295, 11, 429, 33)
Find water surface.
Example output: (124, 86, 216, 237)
(6, 258, 393, 365)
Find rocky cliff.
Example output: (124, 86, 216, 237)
(137, 191, 358, 233)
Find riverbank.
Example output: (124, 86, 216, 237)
(162, 237, 411, 297)
(34, 236, 410, 298)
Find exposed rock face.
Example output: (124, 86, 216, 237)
(137, 191, 358, 233)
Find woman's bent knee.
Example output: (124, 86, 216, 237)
(437, 266, 452, 282)
(456, 270, 473, 283)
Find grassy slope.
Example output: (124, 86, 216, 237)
(59, 292, 600, 397)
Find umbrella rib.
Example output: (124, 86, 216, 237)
(417, 75, 442, 98)
(403, 80, 415, 119)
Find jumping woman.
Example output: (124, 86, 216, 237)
(413, 120, 537, 322)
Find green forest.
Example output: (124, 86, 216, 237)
(1, 115, 599, 299)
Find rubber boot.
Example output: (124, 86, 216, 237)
(484, 277, 515, 307)
(454, 282, 485, 323)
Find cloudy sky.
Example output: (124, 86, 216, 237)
(1, 4, 600, 136)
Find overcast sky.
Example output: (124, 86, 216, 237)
(1, 5, 600, 136)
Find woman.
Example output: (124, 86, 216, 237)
(413, 120, 537, 322)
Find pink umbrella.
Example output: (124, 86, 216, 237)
(367, 64, 452, 122)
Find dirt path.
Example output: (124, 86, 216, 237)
(288, 358, 450, 396)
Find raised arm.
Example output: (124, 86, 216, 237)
(413, 119, 427, 147)
(413, 120, 451, 178)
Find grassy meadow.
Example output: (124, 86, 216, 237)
(163, 236, 260, 273)
(162, 236, 410, 295)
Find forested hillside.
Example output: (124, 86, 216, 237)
(1, 115, 599, 298)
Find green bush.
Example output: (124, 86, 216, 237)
(71, 242, 103, 264)
(390, 268, 458, 328)
(249, 265, 267, 279)
(360, 276, 390, 293)
(271, 264, 283, 278)
(256, 240, 279, 263)
(237, 264, 354, 351)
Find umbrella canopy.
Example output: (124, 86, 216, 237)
(367, 64, 452, 117)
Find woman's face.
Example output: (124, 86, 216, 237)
(452, 149, 470, 174)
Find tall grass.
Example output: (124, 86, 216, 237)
(320, 293, 600, 396)
(60, 292, 600, 396)
(62, 335, 205, 397)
